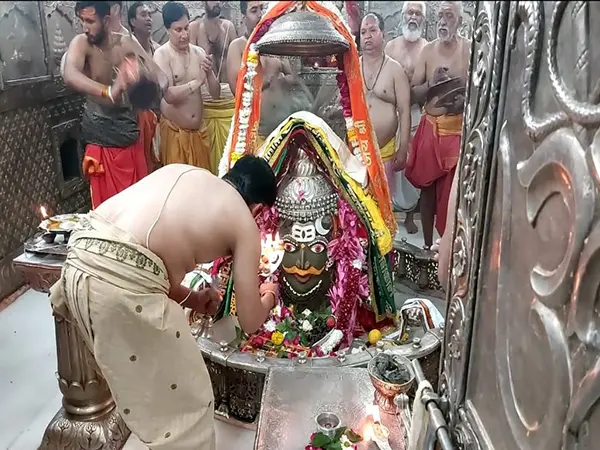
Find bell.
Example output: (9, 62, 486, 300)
(256, 10, 350, 57)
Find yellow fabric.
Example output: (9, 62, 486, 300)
(425, 113, 464, 137)
(380, 139, 396, 163)
(159, 117, 211, 170)
(203, 97, 235, 175)
(260, 116, 393, 256)
(49, 213, 216, 450)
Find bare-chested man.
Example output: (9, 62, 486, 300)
(227, 0, 297, 147)
(405, 1, 469, 249)
(384, 2, 428, 234)
(50, 156, 278, 449)
(63, 1, 166, 209)
(188, 1, 238, 173)
(190, 1, 237, 85)
(128, 1, 160, 55)
(359, 13, 412, 233)
(154, 1, 220, 170)
(128, 1, 162, 174)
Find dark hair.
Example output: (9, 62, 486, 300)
(364, 12, 385, 32)
(75, 1, 111, 18)
(162, 1, 189, 29)
(240, 1, 248, 16)
(222, 155, 277, 207)
(128, 1, 145, 29)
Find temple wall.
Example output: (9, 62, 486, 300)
(0, 1, 89, 299)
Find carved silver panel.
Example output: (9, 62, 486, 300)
(43, 1, 80, 76)
(0, 2, 49, 84)
(442, 1, 600, 448)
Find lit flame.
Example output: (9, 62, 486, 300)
(40, 206, 48, 219)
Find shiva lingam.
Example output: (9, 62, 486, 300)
(275, 147, 338, 313)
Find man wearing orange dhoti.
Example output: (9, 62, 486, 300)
(406, 1, 470, 248)
(154, 2, 220, 169)
(64, 1, 166, 209)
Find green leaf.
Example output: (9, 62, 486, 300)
(327, 442, 343, 450)
(334, 427, 347, 441)
(311, 433, 332, 447)
(276, 322, 287, 332)
(287, 330, 298, 341)
(300, 333, 309, 347)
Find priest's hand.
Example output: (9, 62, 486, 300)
(259, 282, 278, 311)
(190, 288, 222, 315)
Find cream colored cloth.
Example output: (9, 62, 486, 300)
(408, 380, 432, 450)
(50, 213, 215, 450)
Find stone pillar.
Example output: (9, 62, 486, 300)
(12, 256, 130, 449)
(39, 309, 130, 450)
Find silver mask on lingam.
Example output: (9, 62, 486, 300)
(275, 147, 338, 312)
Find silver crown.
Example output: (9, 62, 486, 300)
(275, 147, 338, 222)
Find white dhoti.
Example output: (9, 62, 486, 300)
(392, 105, 422, 212)
(49, 213, 215, 450)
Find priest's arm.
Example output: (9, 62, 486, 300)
(232, 218, 275, 333)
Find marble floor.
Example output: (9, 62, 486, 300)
(0, 289, 256, 450)
(0, 222, 440, 450)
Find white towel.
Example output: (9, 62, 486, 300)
(408, 380, 432, 450)
(401, 298, 445, 330)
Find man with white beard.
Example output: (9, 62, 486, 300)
(405, 1, 470, 249)
(384, 1, 428, 234)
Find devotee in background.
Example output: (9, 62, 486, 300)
(108, 1, 128, 33)
(128, 1, 160, 55)
(359, 13, 412, 233)
(50, 157, 278, 450)
(191, 1, 237, 86)
(227, 0, 297, 147)
(63, 1, 166, 209)
(189, 1, 238, 174)
(406, 0, 469, 249)
(128, 1, 161, 174)
(154, 1, 220, 169)
(384, 1, 428, 234)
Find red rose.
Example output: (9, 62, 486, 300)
(326, 316, 336, 328)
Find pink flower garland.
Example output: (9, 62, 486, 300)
(327, 198, 369, 346)
(256, 204, 280, 238)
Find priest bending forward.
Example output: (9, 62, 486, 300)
(50, 156, 277, 449)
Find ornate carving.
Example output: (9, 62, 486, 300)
(40, 407, 129, 450)
(447, 1, 600, 449)
(439, 4, 510, 441)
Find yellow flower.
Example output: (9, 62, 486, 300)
(231, 152, 242, 163)
(271, 331, 284, 346)
(247, 50, 259, 65)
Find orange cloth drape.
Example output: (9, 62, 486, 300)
(226, 1, 396, 235)
(82, 140, 148, 209)
(405, 113, 463, 235)
(137, 110, 159, 173)
(159, 117, 212, 169)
